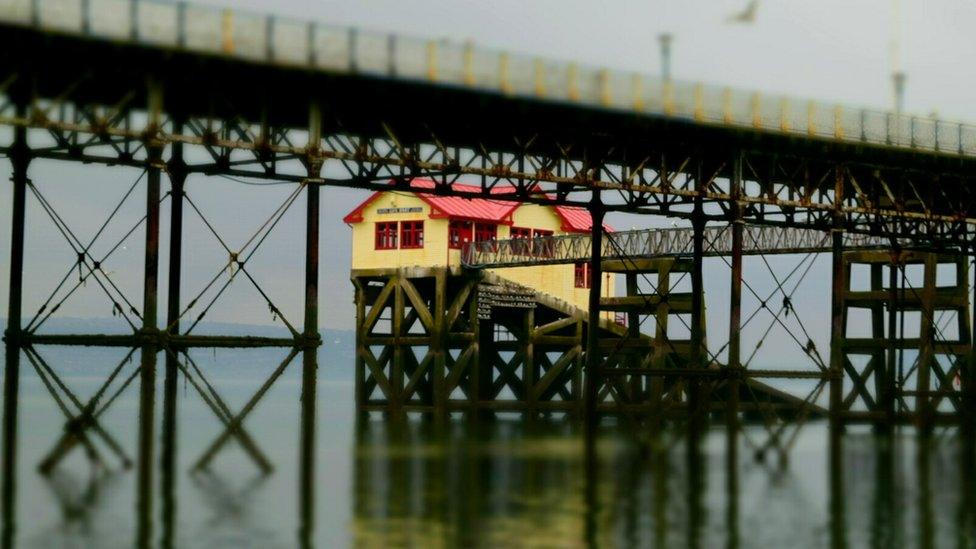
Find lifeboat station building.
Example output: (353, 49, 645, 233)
(343, 179, 615, 311)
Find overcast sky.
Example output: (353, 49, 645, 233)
(1, 0, 973, 364)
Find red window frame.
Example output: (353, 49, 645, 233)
(375, 221, 398, 250)
(574, 262, 591, 288)
(448, 220, 473, 249)
(474, 223, 497, 243)
(510, 226, 532, 255)
(400, 220, 424, 249)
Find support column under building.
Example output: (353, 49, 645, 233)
(583, 190, 603, 544)
(432, 271, 447, 415)
(916, 255, 937, 435)
(884, 255, 899, 431)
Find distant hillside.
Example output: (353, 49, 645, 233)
(1, 317, 357, 380)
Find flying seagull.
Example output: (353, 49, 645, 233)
(726, 0, 759, 24)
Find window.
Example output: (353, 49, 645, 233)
(471, 223, 498, 252)
(510, 226, 532, 255)
(400, 220, 424, 249)
(474, 223, 497, 242)
(449, 220, 473, 249)
(574, 262, 591, 288)
(375, 222, 398, 250)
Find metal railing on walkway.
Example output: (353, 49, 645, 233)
(461, 225, 895, 268)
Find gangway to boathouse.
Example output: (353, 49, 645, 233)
(460, 225, 898, 269)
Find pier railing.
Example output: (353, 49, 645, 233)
(2, 0, 976, 156)
(461, 226, 895, 268)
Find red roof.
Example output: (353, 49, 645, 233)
(554, 205, 613, 233)
(343, 180, 518, 224)
(414, 180, 519, 223)
(343, 179, 611, 233)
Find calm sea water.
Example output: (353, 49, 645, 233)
(2, 345, 975, 548)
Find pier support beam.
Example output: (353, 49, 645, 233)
(2, 110, 28, 543)
(304, 181, 320, 340)
(5, 119, 29, 340)
(583, 189, 603, 545)
(584, 191, 605, 428)
(161, 128, 184, 548)
(304, 102, 322, 343)
(137, 78, 162, 547)
(916, 255, 937, 435)
(432, 271, 447, 416)
(142, 82, 163, 333)
(524, 308, 536, 416)
(727, 153, 743, 462)
(300, 102, 321, 543)
(884, 257, 898, 431)
(688, 160, 706, 436)
(166, 124, 186, 336)
(829, 167, 846, 429)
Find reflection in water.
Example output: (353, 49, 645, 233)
(351, 419, 976, 547)
(42, 468, 121, 537)
(1, 343, 976, 547)
(2, 344, 20, 548)
(350, 419, 717, 548)
(190, 470, 268, 527)
(0, 344, 318, 548)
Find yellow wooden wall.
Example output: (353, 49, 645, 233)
(349, 192, 615, 314)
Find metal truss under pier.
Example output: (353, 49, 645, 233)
(836, 251, 972, 431)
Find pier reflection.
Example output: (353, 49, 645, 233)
(351, 418, 976, 548)
(351, 418, 724, 548)
(1, 343, 976, 547)
(0, 343, 318, 548)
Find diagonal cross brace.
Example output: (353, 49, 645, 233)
(24, 176, 157, 333)
(169, 182, 305, 337)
